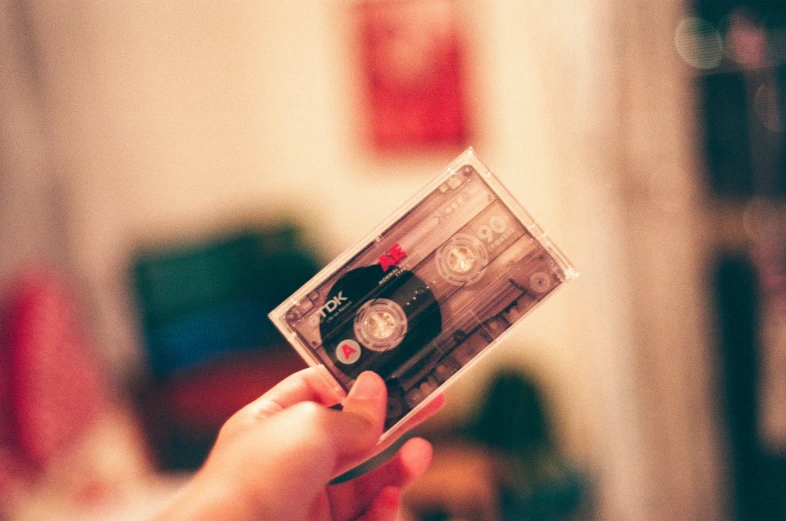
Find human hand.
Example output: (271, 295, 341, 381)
(157, 368, 444, 521)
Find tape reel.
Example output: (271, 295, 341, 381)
(319, 265, 442, 381)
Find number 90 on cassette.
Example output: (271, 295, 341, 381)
(269, 148, 577, 438)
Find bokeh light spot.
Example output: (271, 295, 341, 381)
(675, 17, 724, 70)
(754, 83, 782, 132)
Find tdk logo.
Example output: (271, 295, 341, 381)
(319, 292, 348, 318)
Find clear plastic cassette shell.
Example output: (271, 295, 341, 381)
(269, 148, 577, 440)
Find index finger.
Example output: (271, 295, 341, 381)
(241, 366, 344, 420)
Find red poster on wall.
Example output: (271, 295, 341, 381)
(356, 0, 470, 151)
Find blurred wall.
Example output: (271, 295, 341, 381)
(1, 1, 726, 520)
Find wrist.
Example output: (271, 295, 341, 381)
(156, 470, 257, 521)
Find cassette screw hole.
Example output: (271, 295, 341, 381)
(530, 272, 552, 293)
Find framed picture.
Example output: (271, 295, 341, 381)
(355, 0, 470, 151)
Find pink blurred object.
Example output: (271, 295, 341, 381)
(356, 0, 470, 151)
(0, 268, 111, 493)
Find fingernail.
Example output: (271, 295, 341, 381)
(349, 371, 384, 400)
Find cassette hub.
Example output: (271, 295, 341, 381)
(353, 298, 407, 352)
(436, 234, 488, 285)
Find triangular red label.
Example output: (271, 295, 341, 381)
(342, 343, 357, 360)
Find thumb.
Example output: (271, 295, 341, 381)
(329, 371, 387, 467)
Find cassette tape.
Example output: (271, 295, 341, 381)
(269, 148, 576, 438)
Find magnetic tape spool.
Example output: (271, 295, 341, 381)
(319, 264, 442, 381)
(353, 298, 408, 352)
(435, 233, 489, 285)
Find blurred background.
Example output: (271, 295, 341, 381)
(1, 0, 785, 520)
